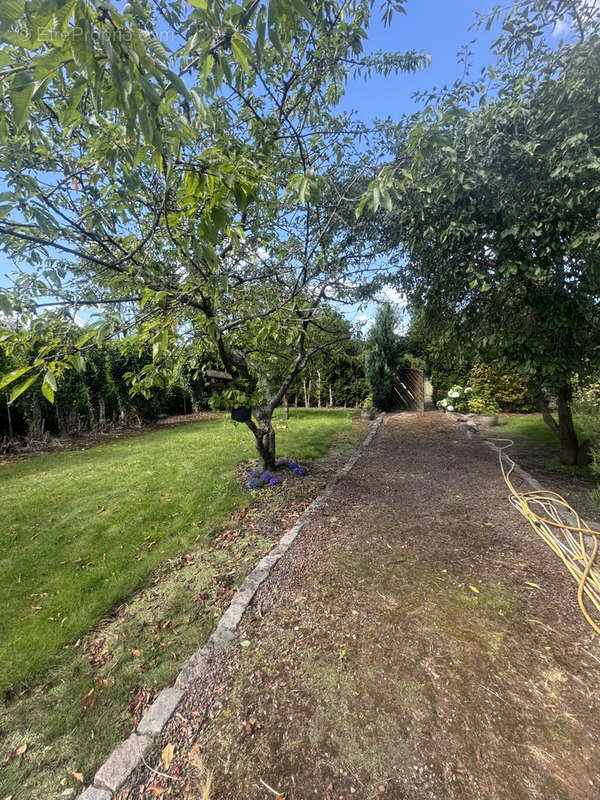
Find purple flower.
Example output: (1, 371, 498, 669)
(269, 477, 278, 485)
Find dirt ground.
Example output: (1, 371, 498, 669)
(120, 412, 600, 800)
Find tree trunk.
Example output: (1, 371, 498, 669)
(536, 387, 580, 465)
(303, 379, 311, 408)
(6, 398, 14, 439)
(317, 370, 321, 408)
(284, 394, 289, 421)
(329, 384, 333, 408)
(249, 406, 276, 472)
(294, 393, 298, 408)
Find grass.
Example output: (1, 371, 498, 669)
(495, 412, 600, 500)
(0, 408, 352, 695)
(0, 408, 361, 798)
(543, 457, 595, 479)
(496, 412, 587, 447)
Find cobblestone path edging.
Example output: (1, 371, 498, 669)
(77, 413, 385, 800)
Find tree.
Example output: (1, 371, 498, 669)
(364, 301, 405, 410)
(384, 0, 600, 463)
(286, 309, 370, 409)
(0, 0, 427, 469)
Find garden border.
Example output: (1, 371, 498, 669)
(77, 413, 385, 799)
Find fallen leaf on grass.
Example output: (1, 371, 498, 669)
(469, 586, 480, 594)
(161, 743, 174, 771)
(148, 783, 167, 796)
(525, 581, 542, 590)
(0, 744, 27, 767)
(244, 717, 262, 735)
(476, 748, 484, 765)
(72, 771, 84, 783)
(82, 689, 95, 709)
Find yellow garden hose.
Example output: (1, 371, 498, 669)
(492, 439, 600, 635)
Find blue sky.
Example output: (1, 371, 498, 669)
(340, 0, 497, 121)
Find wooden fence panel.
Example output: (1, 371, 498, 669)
(392, 368, 425, 412)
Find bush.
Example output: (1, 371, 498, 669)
(438, 385, 471, 413)
(573, 397, 600, 506)
(573, 375, 600, 406)
(467, 394, 501, 415)
(468, 361, 533, 411)
(431, 364, 469, 405)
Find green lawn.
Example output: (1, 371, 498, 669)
(496, 412, 587, 447)
(0, 409, 352, 694)
(496, 412, 596, 480)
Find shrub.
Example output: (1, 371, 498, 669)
(438, 385, 471, 413)
(362, 394, 374, 412)
(468, 361, 533, 411)
(574, 396, 600, 507)
(573, 375, 600, 406)
(431, 364, 469, 405)
(467, 394, 501, 415)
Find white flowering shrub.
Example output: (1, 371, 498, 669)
(437, 385, 471, 413)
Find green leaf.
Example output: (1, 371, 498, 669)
(289, 0, 314, 23)
(187, 0, 207, 7)
(43, 370, 57, 391)
(9, 372, 40, 403)
(0, 0, 26, 26)
(76, 331, 96, 347)
(0, 365, 33, 390)
(164, 69, 191, 101)
(69, 353, 85, 372)
(41, 381, 55, 404)
(10, 70, 35, 129)
(230, 33, 252, 75)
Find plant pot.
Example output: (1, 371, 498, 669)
(475, 414, 498, 428)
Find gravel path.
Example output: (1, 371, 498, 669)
(120, 412, 600, 800)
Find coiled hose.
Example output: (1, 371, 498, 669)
(492, 438, 600, 635)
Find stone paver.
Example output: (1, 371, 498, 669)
(78, 788, 112, 800)
(94, 734, 152, 794)
(136, 688, 184, 739)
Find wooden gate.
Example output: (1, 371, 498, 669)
(392, 368, 425, 412)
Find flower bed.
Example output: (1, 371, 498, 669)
(247, 459, 307, 490)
